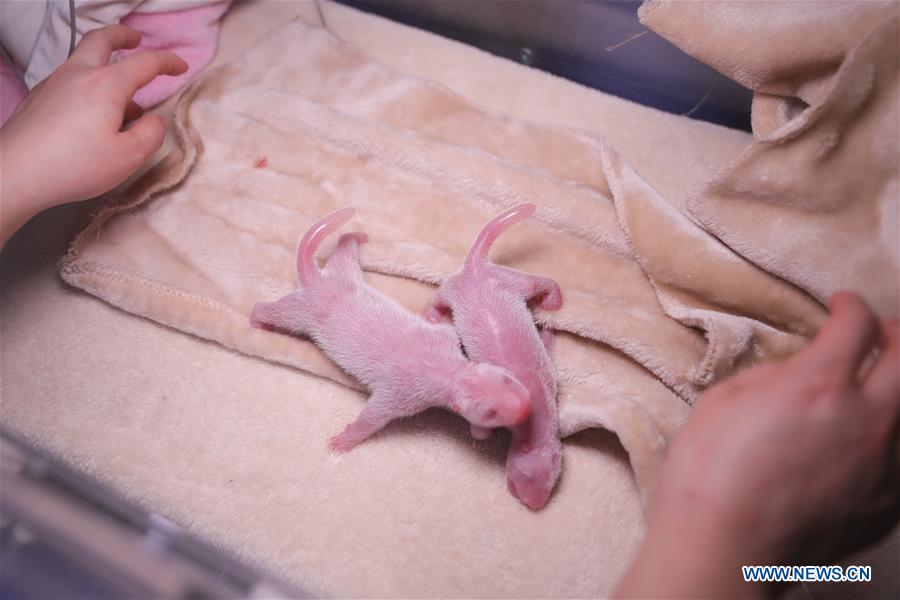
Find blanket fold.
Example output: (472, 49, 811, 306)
(640, 0, 899, 315)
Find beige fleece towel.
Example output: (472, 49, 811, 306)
(62, 20, 713, 508)
(59, 0, 897, 512)
(640, 0, 899, 317)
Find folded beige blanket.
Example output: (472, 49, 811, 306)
(60, 0, 896, 513)
(641, 0, 899, 316)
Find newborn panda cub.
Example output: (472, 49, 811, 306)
(425, 203, 563, 509)
(250, 207, 531, 452)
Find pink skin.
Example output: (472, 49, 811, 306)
(250, 207, 531, 453)
(425, 203, 563, 510)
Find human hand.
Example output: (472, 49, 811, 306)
(0, 25, 187, 245)
(616, 291, 899, 598)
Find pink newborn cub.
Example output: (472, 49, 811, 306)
(250, 207, 531, 453)
(425, 203, 563, 509)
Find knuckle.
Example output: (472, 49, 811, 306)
(144, 50, 167, 63)
(133, 52, 165, 75)
(137, 118, 166, 150)
(80, 28, 101, 43)
(80, 27, 112, 47)
(88, 66, 114, 84)
(803, 369, 846, 401)
(85, 68, 119, 94)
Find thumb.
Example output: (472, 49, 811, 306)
(120, 113, 167, 166)
(794, 291, 879, 383)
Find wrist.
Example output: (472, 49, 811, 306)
(1, 126, 61, 210)
(614, 491, 776, 599)
(0, 128, 60, 246)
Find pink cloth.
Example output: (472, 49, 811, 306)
(117, 1, 231, 108)
(1, 57, 27, 126)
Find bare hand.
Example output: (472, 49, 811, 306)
(616, 291, 899, 598)
(0, 25, 187, 246)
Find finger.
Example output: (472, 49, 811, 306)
(69, 25, 141, 67)
(124, 99, 144, 122)
(107, 51, 189, 98)
(120, 114, 167, 167)
(794, 291, 879, 382)
(864, 318, 900, 404)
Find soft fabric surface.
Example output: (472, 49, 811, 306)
(641, 0, 899, 316)
(118, 1, 233, 108)
(3, 1, 898, 598)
